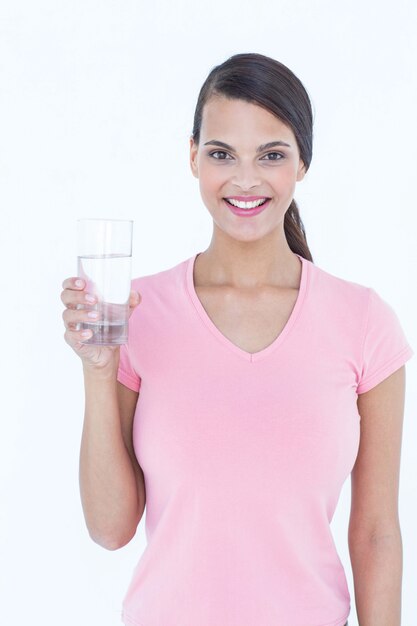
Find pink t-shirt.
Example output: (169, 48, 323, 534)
(116, 252, 414, 626)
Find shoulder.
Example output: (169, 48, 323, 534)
(310, 260, 408, 327)
(131, 255, 191, 295)
(307, 261, 414, 394)
(127, 255, 193, 326)
(307, 260, 411, 344)
(308, 258, 369, 297)
(306, 259, 371, 324)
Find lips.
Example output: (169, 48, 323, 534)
(223, 197, 271, 217)
(224, 196, 270, 201)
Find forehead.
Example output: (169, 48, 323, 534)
(201, 96, 294, 142)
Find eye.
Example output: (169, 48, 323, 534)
(209, 150, 231, 160)
(261, 152, 285, 161)
(209, 150, 285, 161)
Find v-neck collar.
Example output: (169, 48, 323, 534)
(185, 251, 310, 363)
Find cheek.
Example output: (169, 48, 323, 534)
(271, 163, 298, 183)
(268, 168, 299, 197)
(199, 166, 226, 189)
(199, 172, 229, 208)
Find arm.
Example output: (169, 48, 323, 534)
(79, 363, 145, 550)
(348, 365, 406, 625)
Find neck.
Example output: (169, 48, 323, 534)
(195, 228, 301, 290)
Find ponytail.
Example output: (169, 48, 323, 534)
(284, 200, 314, 262)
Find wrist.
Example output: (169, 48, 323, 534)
(82, 360, 119, 381)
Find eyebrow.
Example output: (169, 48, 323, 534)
(203, 139, 292, 152)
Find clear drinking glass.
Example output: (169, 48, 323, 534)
(76, 218, 133, 345)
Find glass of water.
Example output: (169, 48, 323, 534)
(76, 218, 133, 345)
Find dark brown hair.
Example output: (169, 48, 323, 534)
(191, 52, 314, 262)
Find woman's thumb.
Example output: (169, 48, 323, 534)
(130, 290, 141, 305)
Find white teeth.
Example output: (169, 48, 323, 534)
(226, 198, 268, 209)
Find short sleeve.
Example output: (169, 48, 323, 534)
(356, 287, 414, 394)
(117, 341, 142, 392)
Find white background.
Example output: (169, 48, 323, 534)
(1, 1, 416, 624)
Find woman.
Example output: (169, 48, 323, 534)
(61, 53, 413, 626)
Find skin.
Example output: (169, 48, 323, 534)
(189, 96, 306, 293)
(190, 95, 405, 625)
(349, 369, 405, 625)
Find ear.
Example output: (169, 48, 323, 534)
(190, 137, 199, 178)
(296, 159, 306, 182)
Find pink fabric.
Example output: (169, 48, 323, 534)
(116, 252, 414, 626)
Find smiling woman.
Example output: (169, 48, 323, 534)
(189, 53, 314, 264)
(65, 51, 414, 626)
(189, 98, 309, 252)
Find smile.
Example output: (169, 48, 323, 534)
(223, 197, 271, 217)
(224, 198, 269, 209)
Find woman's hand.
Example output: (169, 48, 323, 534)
(61, 277, 141, 371)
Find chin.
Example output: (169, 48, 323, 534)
(213, 222, 270, 244)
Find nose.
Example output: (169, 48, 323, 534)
(230, 161, 262, 192)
